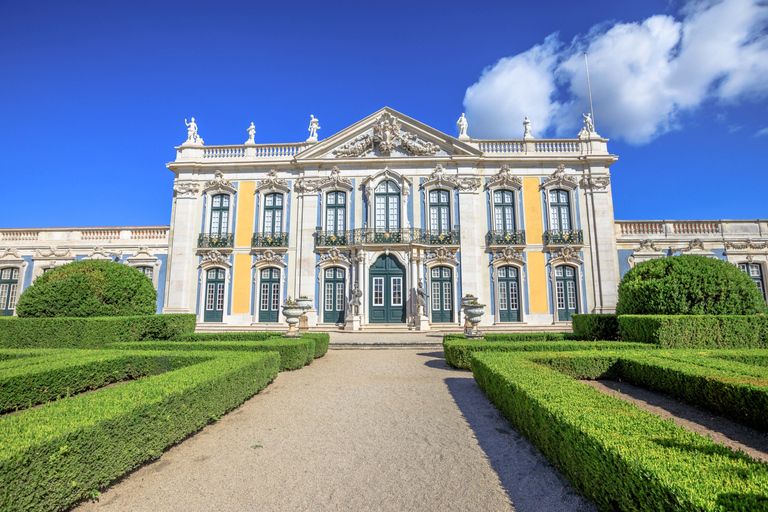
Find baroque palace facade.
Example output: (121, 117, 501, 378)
(1, 107, 766, 328)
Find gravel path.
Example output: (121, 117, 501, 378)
(73, 347, 595, 512)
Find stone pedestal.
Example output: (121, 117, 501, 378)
(298, 313, 309, 333)
(345, 315, 361, 331)
(416, 315, 430, 331)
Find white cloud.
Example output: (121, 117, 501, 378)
(755, 127, 768, 137)
(464, 0, 768, 145)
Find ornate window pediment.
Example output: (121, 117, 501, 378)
(294, 166, 353, 193)
(541, 164, 578, 190)
(253, 249, 287, 270)
(548, 245, 584, 266)
(202, 170, 236, 195)
(256, 170, 290, 194)
(425, 247, 459, 266)
(486, 165, 522, 190)
(318, 248, 351, 266)
(362, 167, 412, 198)
(199, 250, 232, 269)
(422, 164, 480, 192)
(492, 247, 526, 267)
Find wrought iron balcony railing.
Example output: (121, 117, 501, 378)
(314, 227, 460, 247)
(252, 232, 289, 248)
(543, 229, 583, 245)
(198, 233, 234, 248)
(486, 230, 526, 246)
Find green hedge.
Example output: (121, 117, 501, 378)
(0, 350, 279, 512)
(0, 349, 206, 413)
(472, 351, 768, 511)
(301, 333, 330, 358)
(618, 314, 768, 348)
(0, 314, 196, 349)
(108, 337, 314, 371)
(443, 338, 651, 369)
(443, 332, 576, 343)
(571, 314, 619, 340)
(173, 332, 329, 358)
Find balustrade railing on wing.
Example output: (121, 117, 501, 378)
(0, 230, 40, 241)
(253, 144, 304, 158)
(673, 222, 720, 235)
(200, 144, 305, 160)
(131, 228, 168, 240)
(477, 141, 524, 154)
(81, 230, 120, 241)
(202, 146, 246, 159)
(619, 222, 665, 236)
(534, 141, 579, 153)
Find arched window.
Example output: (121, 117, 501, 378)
(0, 268, 19, 316)
(326, 191, 346, 234)
(263, 193, 284, 236)
(258, 268, 281, 323)
(555, 265, 578, 321)
(428, 190, 450, 234)
(204, 268, 226, 322)
(210, 194, 230, 235)
(374, 181, 400, 232)
(548, 189, 571, 231)
(739, 263, 766, 300)
(493, 190, 516, 231)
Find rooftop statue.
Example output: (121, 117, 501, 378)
(247, 122, 256, 143)
(456, 113, 469, 139)
(583, 113, 595, 133)
(307, 115, 321, 141)
(184, 117, 203, 145)
(523, 116, 532, 139)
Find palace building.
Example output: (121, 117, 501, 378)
(1, 107, 766, 329)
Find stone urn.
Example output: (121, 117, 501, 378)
(282, 304, 305, 338)
(296, 297, 313, 310)
(460, 296, 477, 334)
(464, 303, 486, 339)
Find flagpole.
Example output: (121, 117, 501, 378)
(584, 51, 595, 131)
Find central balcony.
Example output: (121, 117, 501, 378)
(315, 227, 460, 248)
(486, 230, 526, 246)
(198, 233, 234, 249)
(543, 229, 584, 246)
(252, 232, 289, 248)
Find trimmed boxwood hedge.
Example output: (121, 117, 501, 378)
(174, 332, 329, 359)
(443, 338, 651, 369)
(472, 350, 768, 511)
(301, 333, 330, 358)
(571, 314, 619, 340)
(618, 314, 768, 348)
(0, 349, 205, 413)
(443, 332, 576, 343)
(0, 350, 279, 512)
(108, 337, 314, 371)
(16, 260, 158, 318)
(0, 314, 196, 349)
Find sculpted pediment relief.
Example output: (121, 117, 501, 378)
(295, 107, 483, 160)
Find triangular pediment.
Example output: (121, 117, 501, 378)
(296, 107, 482, 160)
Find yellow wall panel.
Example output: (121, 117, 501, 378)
(522, 177, 543, 241)
(236, 181, 255, 247)
(527, 251, 548, 313)
(232, 253, 252, 314)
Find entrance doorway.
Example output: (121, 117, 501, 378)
(258, 268, 281, 323)
(323, 267, 346, 324)
(369, 254, 406, 323)
(497, 266, 520, 322)
(555, 266, 578, 321)
(430, 266, 453, 322)
(204, 268, 225, 322)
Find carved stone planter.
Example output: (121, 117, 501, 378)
(282, 306, 304, 338)
(296, 297, 313, 310)
(464, 304, 485, 339)
(460, 296, 477, 334)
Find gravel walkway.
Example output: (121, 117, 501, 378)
(73, 344, 595, 512)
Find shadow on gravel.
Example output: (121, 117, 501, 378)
(415, 351, 596, 512)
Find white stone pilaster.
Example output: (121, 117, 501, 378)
(163, 183, 200, 314)
(458, 186, 492, 325)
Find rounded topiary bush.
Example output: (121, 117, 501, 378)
(16, 260, 157, 317)
(616, 255, 768, 315)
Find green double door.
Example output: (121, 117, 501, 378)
(497, 266, 520, 322)
(556, 266, 578, 321)
(204, 268, 225, 322)
(369, 254, 405, 323)
(259, 268, 281, 323)
(430, 266, 453, 323)
(323, 267, 345, 324)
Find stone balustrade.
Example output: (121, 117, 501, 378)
(180, 143, 308, 162)
(0, 227, 169, 244)
(616, 220, 768, 240)
(478, 139, 581, 155)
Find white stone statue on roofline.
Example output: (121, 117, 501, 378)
(523, 116, 533, 139)
(246, 122, 256, 144)
(184, 117, 203, 145)
(456, 113, 469, 140)
(307, 115, 321, 142)
(583, 113, 595, 133)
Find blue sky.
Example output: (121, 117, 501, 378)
(1, 0, 766, 228)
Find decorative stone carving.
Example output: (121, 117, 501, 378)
(34, 247, 71, 258)
(681, 239, 706, 253)
(85, 247, 121, 261)
(541, 164, 577, 189)
(333, 133, 373, 157)
(580, 175, 611, 192)
(295, 166, 353, 193)
(203, 170, 236, 195)
(549, 245, 583, 264)
(492, 247, 525, 266)
(421, 164, 457, 189)
(201, 250, 229, 266)
(425, 247, 458, 265)
(319, 248, 350, 265)
(307, 115, 321, 142)
(486, 165, 522, 190)
(257, 170, 289, 193)
(636, 239, 662, 252)
(0, 248, 22, 260)
(456, 113, 469, 139)
(400, 132, 440, 156)
(254, 249, 286, 266)
(174, 180, 200, 198)
(457, 177, 482, 191)
(724, 240, 768, 250)
(373, 113, 402, 155)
